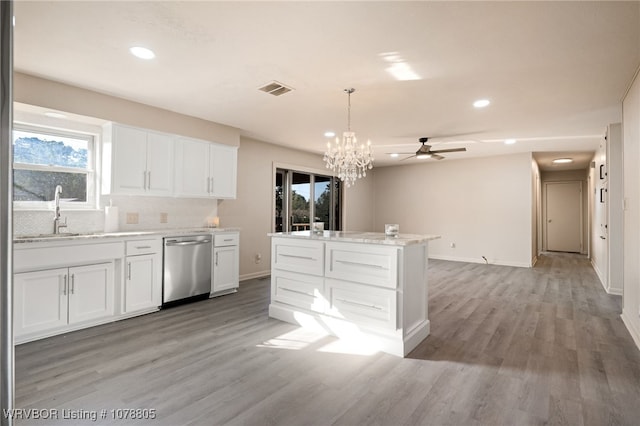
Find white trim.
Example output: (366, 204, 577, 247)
(240, 271, 270, 282)
(428, 254, 532, 268)
(621, 310, 640, 352)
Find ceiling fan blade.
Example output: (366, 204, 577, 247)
(432, 154, 445, 160)
(429, 147, 467, 154)
(385, 152, 415, 155)
(401, 155, 417, 161)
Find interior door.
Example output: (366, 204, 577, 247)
(546, 181, 582, 252)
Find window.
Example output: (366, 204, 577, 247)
(12, 126, 96, 208)
(275, 168, 341, 232)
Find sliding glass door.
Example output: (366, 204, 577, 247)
(275, 168, 341, 232)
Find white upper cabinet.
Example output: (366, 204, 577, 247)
(174, 137, 237, 199)
(103, 123, 237, 199)
(102, 123, 173, 196)
(210, 144, 237, 199)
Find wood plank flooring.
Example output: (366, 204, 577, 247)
(14, 252, 640, 425)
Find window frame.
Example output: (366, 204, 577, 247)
(274, 166, 342, 232)
(12, 123, 99, 210)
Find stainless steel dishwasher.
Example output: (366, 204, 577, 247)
(163, 234, 212, 306)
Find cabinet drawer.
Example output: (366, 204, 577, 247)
(272, 238, 324, 276)
(126, 239, 161, 256)
(214, 233, 239, 247)
(325, 243, 398, 288)
(325, 279, 397, 330)
(272, 271, 324, 313)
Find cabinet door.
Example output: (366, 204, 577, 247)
(125, 254, 161, 312)
(146, 131, 174, 195)
(213, 246, 239, 292)
(210, 144, 237, 199)
(174, 137, 211, 197)
(14, 268, 68, 337)
(112, 125, 148, 194)
(68, 263, 115, 324)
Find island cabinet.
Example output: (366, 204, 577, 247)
(269, 232, 439, 357)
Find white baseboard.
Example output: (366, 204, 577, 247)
(428, 254, 531, 268)
(590, 259, 623, 295)
(240, 270, 270, 282)
(621, 309, 640, 352)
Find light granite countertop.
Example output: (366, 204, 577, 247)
(14, 227, 240, 244)
(268, 230, 440, 246)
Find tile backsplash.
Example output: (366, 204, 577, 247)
(13, 195, 219, 236)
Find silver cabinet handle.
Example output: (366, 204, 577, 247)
(135, 245, 152, 250)
(335, 259, 385, 269)
(210, 177, 214, 193)
(147, 171, 151, 189)
(280, 254, 315, 260)
(281, 287, 313, 297)
(70, 274, 75, 294)
(127, 262, 132, 279)
(143, 170, 147, 190)
(165, 239, 211, 246)
(215, 252, 219, 266)
(63, 274, 67, 296)
(336, 298, 383, 311)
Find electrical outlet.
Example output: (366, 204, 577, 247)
(126, 212, 139, 224)
(450, 242, 456, 248)
(160, 212, 168, 223)
(255, 253, 262, 264)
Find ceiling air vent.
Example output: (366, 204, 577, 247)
(258, 81, 293, 96)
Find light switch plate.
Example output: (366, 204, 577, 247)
(160, 212, 168, 223)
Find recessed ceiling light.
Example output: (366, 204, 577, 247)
(324, 131, 336, 138)
(552, 158, 573, 164)
(504, 138, 516, 145)
(130, 46, 155, 60)
(389, 153, 399, 158)
(44, 111, 67, 119)
(473, 99, 490, 108)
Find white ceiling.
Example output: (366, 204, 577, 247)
(12, 1, 640, 169)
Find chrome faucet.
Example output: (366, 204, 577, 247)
(53, 185, 68, 234)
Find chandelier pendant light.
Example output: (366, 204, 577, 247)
(323, 88, 374, 187)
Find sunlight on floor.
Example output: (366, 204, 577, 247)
(256, 328, 329, 350)
(257, 312, 379, 356)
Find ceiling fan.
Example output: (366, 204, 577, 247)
(393, 137, 467, 161)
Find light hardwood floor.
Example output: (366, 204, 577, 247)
(14, 253, 640, 425)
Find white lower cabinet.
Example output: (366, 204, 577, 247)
(124, 239, 162, 313)
(125, 254, 160, 312)
(212, 233, 239, 295)
(14, 262, 115, 338)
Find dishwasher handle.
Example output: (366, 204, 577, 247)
(165, 239, 211, 247)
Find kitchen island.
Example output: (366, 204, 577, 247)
(268, 231, 440, 357)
